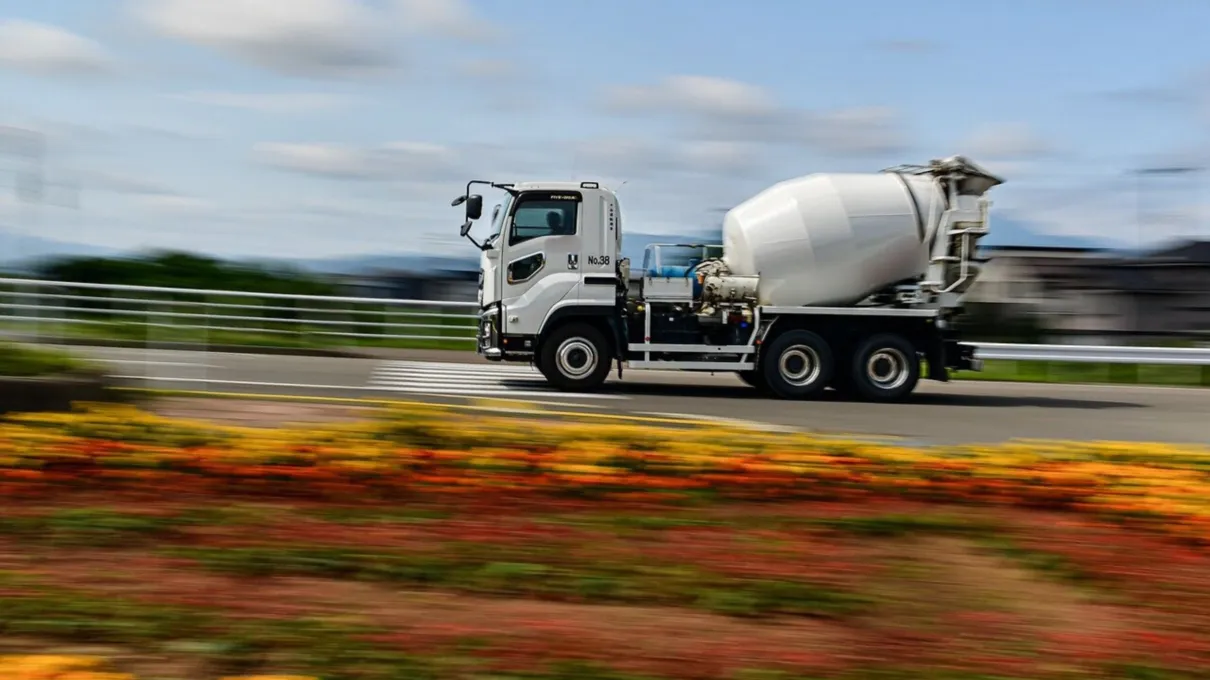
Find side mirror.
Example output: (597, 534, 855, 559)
(460, 220, 474, 238)
(465, 194, 483, 220)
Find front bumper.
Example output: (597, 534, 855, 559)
(477, 310, 500, 359)
(477, 310, 535, 361)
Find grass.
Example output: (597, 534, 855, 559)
(0, 341, 93, 377)
(968, 359, 1210, 387)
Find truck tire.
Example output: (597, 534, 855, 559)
(538, 323, 612, 392)
(760, 330, 833, 400)
(849, 333, 920, 403)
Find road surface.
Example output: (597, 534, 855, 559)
(62, 345, 1210, 445)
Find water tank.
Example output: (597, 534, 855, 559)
(722, 171, 946, 307)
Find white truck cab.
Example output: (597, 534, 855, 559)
(457, 180, 628, 386)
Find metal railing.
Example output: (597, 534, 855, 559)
(2, 277, 1209, 371)
(973, 342, 1210, 366)
(0, 277, 479, 349)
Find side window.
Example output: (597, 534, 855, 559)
(509, 195, 579, 245)
(507, 252, 545, 284)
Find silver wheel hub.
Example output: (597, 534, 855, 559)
(778, 345, 821, 387)
(867, 348, 909, 390)
(555, 338, 597, 379)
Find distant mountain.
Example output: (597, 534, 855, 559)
(981, 216, 1111, 250)
(0, 230, 119, 271)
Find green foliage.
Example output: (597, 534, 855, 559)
(0, 342, 87, 376)
(34, 250, 337, 296)
(168, 544, 869, 618)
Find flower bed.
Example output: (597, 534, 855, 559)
(2, 402, 1210, 679)
(2, 403, 1209, 542)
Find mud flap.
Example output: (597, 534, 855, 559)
(607, 315, 626, 380)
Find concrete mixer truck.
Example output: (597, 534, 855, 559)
(451, 155, 1003, 402)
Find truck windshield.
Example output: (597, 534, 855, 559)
(486, 196, 512, 246)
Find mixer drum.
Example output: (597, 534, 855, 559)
(722, 171, 946, 307)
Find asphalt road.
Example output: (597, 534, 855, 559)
(62, 345, 1210, 445)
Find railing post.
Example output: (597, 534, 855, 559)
(30, 281, 40, 344)
(202, 294, 211, 392)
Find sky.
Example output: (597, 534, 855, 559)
(1, 0, 1209, 261)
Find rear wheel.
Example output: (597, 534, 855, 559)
(849, 333, 920, 403)
(538, 323, 612, 392)
(760, 330, 833, 400)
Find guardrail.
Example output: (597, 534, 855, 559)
(2, 277, 1209, 379)
(973, 342, 1210, 365)
(0, 277, 479, 350)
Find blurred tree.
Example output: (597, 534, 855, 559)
(35, 250, 337, 296)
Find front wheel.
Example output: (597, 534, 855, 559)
(760, 329, 834, 400)
(538, 323, 612, 392)
(848, 333, 920, 403)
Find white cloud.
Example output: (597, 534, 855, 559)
(75, 169, 179, 197)
(572, 138, 762, 179)
(134, 0, 399, 78)
(455, 58, 517, 80)
(0, 20, 115, 77)
(253, 141, 464, 181)
(395, 0, 498, 43)
(0, 125, 47, 158)
(134, 194, 216, 215)
(798, 107, 907, 156)
(606, 75, 780, 120)
(603, 75, 908, 158)
(963, 122, 1055, 159)
(171, 91, 359, 112)
(994, 166, 1210, 248)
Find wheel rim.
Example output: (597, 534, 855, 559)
(556, 338, 598, 379)
(866, 347, 910, 390)
(778, 345, 821, 387)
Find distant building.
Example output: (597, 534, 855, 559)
(969, 240, 1210, 342)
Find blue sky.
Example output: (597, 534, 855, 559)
(1, 0, 1208, 260)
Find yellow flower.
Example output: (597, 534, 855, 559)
(0, 655, 116, 677)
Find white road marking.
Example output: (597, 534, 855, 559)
(638, 411, 801, 432)
(94, 359, 218, 368)
(367, 360, 627, 400)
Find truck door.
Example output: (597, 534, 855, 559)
(499, 190, 583, 336)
